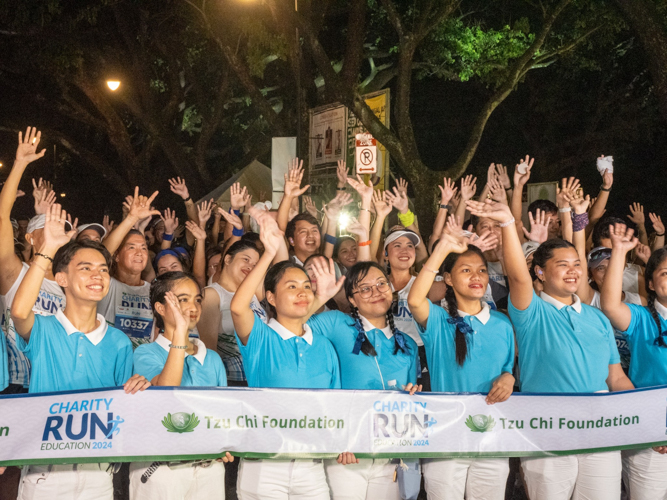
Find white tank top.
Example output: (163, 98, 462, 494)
(391, 276, 422, 346)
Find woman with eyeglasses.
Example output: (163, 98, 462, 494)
(600, 223, 667, 499)
(407, 231, 515, 500)
(466, 198, 632, 500)
(307, 261, 420, 500)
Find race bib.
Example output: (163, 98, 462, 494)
(115, 292, 153, 342)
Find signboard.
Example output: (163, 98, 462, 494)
(355, 134, 377, 174)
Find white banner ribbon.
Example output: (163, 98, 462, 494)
(1, 386, 666, 465)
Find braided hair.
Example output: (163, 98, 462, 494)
(645, 247, 667, 347)
(345, 261, 407, 356)
(443, 246, 487, 366)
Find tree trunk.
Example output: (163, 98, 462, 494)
(615, 0, 667, 124)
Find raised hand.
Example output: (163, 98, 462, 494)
(628, 202, 645, 225)
(284, 158, 309, 199)
(347, 174, 374, 204)
(495, 164, 511, 191)
(602, 170, 613, 190)
(465, 199, 514, 224)
(434, 229, 468, 255)
(488, 175, 507, 204)
(469, 230, 499, 253)
(438, 178, 457, 205)
(396, 178, 408, 196)
(34, 189, 56, 215)
(372, 190, 393, 219)
(16, 127, 46, 164)
(229, 183, 249, 211)
(609, 223, 638, 255)
(163, 290, 189, 338)
(308, 256, 346, 301)
(635, 243, 651, 265)
(649, 213, 665, 235)
(557, 177, 580, 208)
(161, 208, 179, 235)
(102, 215, 115, 235)
(570, 194, 590, 215)
(303, 195, 319, 218)
(460, 174, 477, 201)
(522, 209, 551, 244)
(185, 220, 207, 242)
(250, 206, 284, 256)
(323, 192, 353, 220)
(217, 207, 243, 230)
(444, 214, 463, 236)
(385, 187, 409, 214)
(128, 187, 160, 221)
(514, 155, 534, 187)
(168, 177, 190, 200)
(336, 160, 348, 189)
(42, 203, 77, 252)
(198, 199, 214, 226)
(346, 217, 368, 240)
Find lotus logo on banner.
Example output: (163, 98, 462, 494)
(162, 412, 200, 433)
(465, 414, 496, 433)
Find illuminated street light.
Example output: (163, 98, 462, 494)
(60, 193, 66, 198)
(107, 80, 121, 91)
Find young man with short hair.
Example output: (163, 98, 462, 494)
(11, 204, 150, 500)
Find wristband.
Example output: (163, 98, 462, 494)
(440, 204, 452, 211)
(184, 197, 192, 203)
(422, 265, 439, 274)
(336, 187, 346, 191)
(657, 233, 665, 237)
(571, 211, 589, 232)
(397, 210, 415, 227)
(599, 185, 611, 192)
(232, 227, 244, 237)
(162, 233, 174, 242)
(357, 240, 372, 247)
(359, 207, 371, 213)
(232, 209, 241, 217)
(499, 218, 515, 228)
(169, 344, 188, 350)
(558, 207, 571, 213)
(324, 234, 337, 245)
(35, 252, 54, 262)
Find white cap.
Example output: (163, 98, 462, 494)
(77, 223, 107, 239)
(26, 214, 72, 234)
(383, 229, 421, 249)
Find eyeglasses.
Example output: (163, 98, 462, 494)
(353, 280, 390, 299)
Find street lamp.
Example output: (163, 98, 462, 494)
(106, 80, 121, 91)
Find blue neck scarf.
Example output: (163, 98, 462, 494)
(351, 315, 408, 355)
(447, 316, 474, 335)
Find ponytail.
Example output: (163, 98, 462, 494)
(386, 307, 407, 355)
(350, 307, 377, 357)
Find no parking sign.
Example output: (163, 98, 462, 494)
(355, 133, 377, 174)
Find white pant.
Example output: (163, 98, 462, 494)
(324, 458, 400, 500)
(521, 451, 621, 500)
(129, 460, 225, 500)
(18, 464, 113, 500)
(622, 448, 667, 500)
(422, 457, 509, 500)
(237, 458, 330, 500)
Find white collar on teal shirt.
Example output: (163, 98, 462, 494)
(268, 318, 313, 345)
(56, 309, 107, 346)
(654, 300, 667, 320)
(360, 314, 393, 339)
(155, 334, 207, 364)
(540, 291, 582, 313)
(457, 301, 491, 325)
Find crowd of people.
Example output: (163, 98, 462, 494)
(0, 126, 665, 500)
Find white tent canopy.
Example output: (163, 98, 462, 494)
(197, 160, 273, 211)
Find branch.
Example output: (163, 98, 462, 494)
(379, 0, 405, 38)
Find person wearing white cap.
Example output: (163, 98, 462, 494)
(98, 188, 160, 348)
(77, 223, 107, 243)
(0, 128, 69, 396)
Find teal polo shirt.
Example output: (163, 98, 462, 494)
(237, 315, 341, 389)
(418, 300, 514, 393)
(623, 301, 667, 388)
(307, 310, 419, 390)
(133, 335, 227, 387)
(17, 310, 133, 393)
(509, 291, 619, 393)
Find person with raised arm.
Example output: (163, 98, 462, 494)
(231, 207, 342, 500)
(98, 188, 160, 347)
(130, 271, 232, 499)
(11, 203, 150, 500)
(306, 259, 420, 499)
(407, 226, 515, 500)
(0, 128, 67, 395)
(168, 177, 199, 247)
(466, 198, 633, 500)
(600, 223, 667, 499)
(428, 178, 458, 254)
